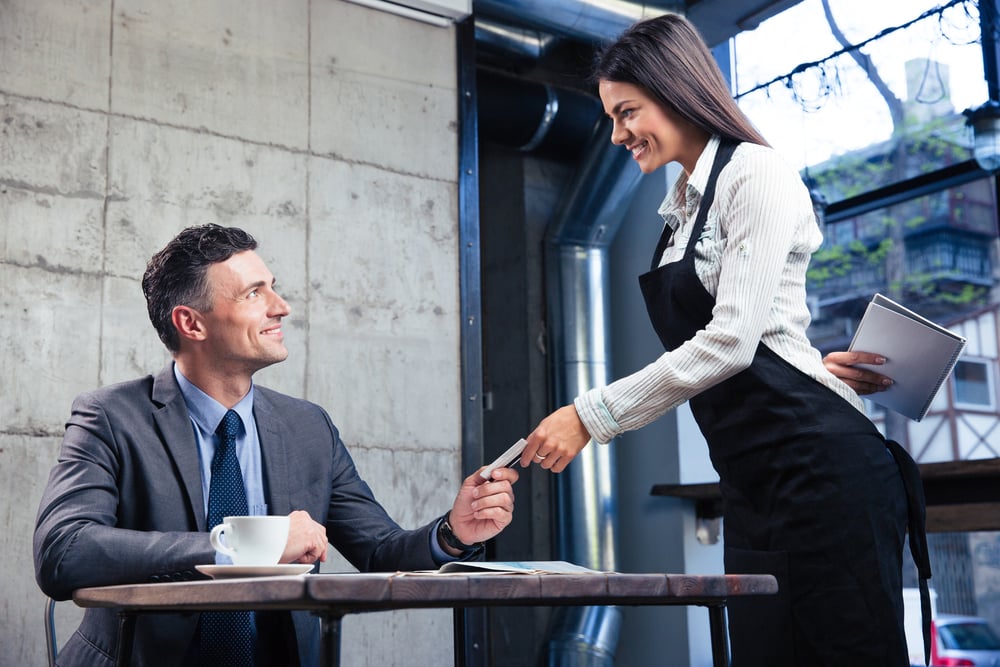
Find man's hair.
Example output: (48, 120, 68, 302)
(142, 224, 258, 353)
(592, 12, 769, 148)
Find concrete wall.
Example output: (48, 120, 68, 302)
(0, 0, 465, 664)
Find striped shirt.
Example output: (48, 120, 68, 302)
(574, 136, 865, 445)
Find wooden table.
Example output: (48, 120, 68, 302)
(74, 571, 777, 667)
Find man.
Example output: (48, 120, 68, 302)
(34, 224, 518, 666)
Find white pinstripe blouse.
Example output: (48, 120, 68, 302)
(574, 136, 866, 445)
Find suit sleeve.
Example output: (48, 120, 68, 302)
(298, 406, 441, 572)
(33, 390, 214, 600)
(274, 397, 480, 570)
(274, 391, 446, 572)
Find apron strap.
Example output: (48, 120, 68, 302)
(885, 439, 933, 666)
(648, 139, 739, 272)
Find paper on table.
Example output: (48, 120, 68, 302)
(847, 293, 966, 421)
(404, 560, 607, 576)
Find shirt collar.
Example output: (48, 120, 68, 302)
(173, 363, 255, 435)
(686, 135, 721, 198)
(657, 135, 721, 228)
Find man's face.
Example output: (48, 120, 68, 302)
(200, 250, 290, 374)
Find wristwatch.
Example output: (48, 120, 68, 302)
(437, 512, 480, 553)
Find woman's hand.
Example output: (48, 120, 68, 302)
(823, 350, 893, 396)
(521, 404, 592, 473)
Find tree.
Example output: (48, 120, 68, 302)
(813, 0, 964, 448)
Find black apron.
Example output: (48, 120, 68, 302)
(638, 141, 932, 666)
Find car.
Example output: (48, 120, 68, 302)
(928, 613, 1000, 667)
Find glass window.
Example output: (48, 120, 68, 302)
(731, 0, 1000, 651)
(803, 182, 995, 353)
(937, 619, 1000, 650)
(954, 358, 995, 409)
(732, 0, 1000, 451)
(733, 0, 986, 181)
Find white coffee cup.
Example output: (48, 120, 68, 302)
(209, 515, 290, 566)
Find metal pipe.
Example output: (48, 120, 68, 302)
(475, 0, 671, 44)
(470, 5, 667, 664)
(474, 18, 557, 61)
(542, 119, 643, 666)
(476, 70, 601, 159)
(548, 244, 617, 568)
(548, 604, 623, 666)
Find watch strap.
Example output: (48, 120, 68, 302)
(438, 512, 481, 552)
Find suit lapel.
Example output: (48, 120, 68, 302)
(151, 364, 208, 531)
(254, 391, 292, 516)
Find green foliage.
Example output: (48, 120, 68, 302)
(804, 109, 993, 335)
(901, 274, 987, 306)
(803, 116, 969, 200)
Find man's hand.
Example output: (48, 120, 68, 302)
(823, 350, 893, 396)
(446, 467, 518, 548)
(280, 509, 329, 564)
(521, 404, 591, 474)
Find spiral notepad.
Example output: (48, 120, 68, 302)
(847, 294, 966, 421)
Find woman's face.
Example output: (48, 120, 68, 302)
(599, 79, 703, 174)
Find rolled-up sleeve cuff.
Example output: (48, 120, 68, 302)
(574, 388, 620, 445)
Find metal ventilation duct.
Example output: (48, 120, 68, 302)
(541, 117, 642, 667)
(477, 70, 602, 158)
(473, 3, 654, 664)
(473, 2, 801, 664)
(474, 0, 803, 50)
(474, 18, 557, 61)
(475, 0, 675, 44)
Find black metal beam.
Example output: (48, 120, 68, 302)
(457, 18, 484, 478)
(456, 16, 490, 667)
(984, 0, 1000, 236)
(825, 160, 988, 224)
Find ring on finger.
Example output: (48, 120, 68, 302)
(534, 453, 546, 460)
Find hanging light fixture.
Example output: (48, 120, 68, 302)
(964, 100, 1000, 172)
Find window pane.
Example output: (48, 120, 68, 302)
(731, 3, 1000, 659)
(733, 3, 1000, 459)
(938, 620, 1000, 650)
(734, 0, 986, 180)
(806, 181, 997, 350)
(954, 359, 991, 405)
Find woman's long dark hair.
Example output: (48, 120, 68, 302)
(594, 13, 769, 147)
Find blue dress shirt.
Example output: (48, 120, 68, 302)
(174, 363, 455, 564)
(174, 365, 267, 564)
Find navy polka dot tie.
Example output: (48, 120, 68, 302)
(199, 409, 255, 666)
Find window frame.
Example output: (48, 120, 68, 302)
(952, 355, 998, 412)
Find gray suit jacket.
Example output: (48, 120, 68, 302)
(34, 364, 444, 666)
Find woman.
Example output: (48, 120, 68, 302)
(520, 13, 928, 667)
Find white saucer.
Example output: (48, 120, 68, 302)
(195, 563, 314, 579)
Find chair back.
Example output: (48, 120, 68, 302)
(44, 597, 58, 667)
